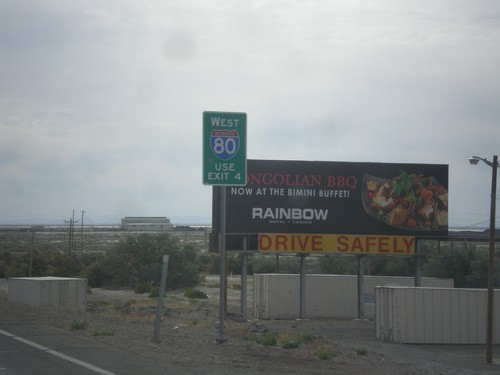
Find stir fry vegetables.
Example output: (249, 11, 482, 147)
(365, 171, 448, 230)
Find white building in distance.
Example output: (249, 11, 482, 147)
(120, 217, 174, 232)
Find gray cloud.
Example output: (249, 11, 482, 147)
(1, 0, 499, 227)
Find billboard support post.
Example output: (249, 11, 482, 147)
(414, 240, 422, 287)
(299, 254, 307, 319)
(241, 237, 248, 321)
(357, 255, 365, 319)
(217, 186, 228, 344)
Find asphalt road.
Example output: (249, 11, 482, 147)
(0, 321, 190, 375)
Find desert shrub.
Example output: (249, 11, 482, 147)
(84, 233, 202, 290)
(87, 300, 110, 312)
(70, 320, 88, 330)
(243, 334, 259, 343)
(138, 263, 161, 285)
(82, 261, 110, 287)
(261, 332, 277, 346)
(282, 340, 300, 349)
(184, 288, 208, 299)
(278, 256, 301, 273)
(167, 242, 201, 289)
(278, 331, 312, 349)
(250, 256, 275, 274)
(0, 261, 6, 279)
(204, 254, 220, 274)
(464, 255, 489, 288)
(198, 253, 213, 272)
(148, 287, 160, 298)
(5, 250, 49, 278)
(82, 251, 128, 287)
(423, 247, 474, 287)
(369, 255, 414, 277)
(92, 328, 115, 336)
(202, 254, 301, 276)
(0, 252, 12, 278)
(318, 254, 357, 275)
(356, 347, 368, 355)
(134, 282, 152, 294)
(45, 252, 83, 277)
(314, 345, 336, 360)
(5, 250, 90, 279)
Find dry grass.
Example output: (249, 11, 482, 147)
(181, 319, 210, 328)
(226, 325, 248, 338)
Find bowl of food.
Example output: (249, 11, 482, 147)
(362, 171, 448, 231)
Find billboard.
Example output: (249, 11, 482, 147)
(213, 159, 448, 251)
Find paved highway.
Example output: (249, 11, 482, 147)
(0, 322, 190, 375)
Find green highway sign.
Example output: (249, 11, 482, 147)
(203, 111, 247, 186)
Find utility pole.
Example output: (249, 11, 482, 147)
(29, 230, 35, 277)
(65, 209, 79, 256)
(71, 209, 75, 253)
(65, 218, 72, 255)
(81, 210, 85, 256)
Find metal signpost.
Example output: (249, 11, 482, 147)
(203, 111, 247, 343)
(152, 255, 169, 343)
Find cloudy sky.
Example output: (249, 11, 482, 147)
(1, 0, 499, 227)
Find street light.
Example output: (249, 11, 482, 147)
(469, 154, 498, 363)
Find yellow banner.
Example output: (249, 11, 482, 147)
(258, 233, 415, 255)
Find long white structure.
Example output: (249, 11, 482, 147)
(376, 286, 500, 344)
(8, 277, 87, 309)
(253, 274, 453, 320)
(120, 217, 173, 232)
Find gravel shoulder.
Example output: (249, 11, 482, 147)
(1, 277, 499, 375)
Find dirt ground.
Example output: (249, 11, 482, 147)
(1, 277, 499, 375)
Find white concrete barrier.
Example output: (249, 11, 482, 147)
(8, 277, 87, 309)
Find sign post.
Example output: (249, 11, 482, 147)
(203, 111, 247, 344)
(152, 255, 169, 343)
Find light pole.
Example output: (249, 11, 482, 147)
(469, 155, 498, 363)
